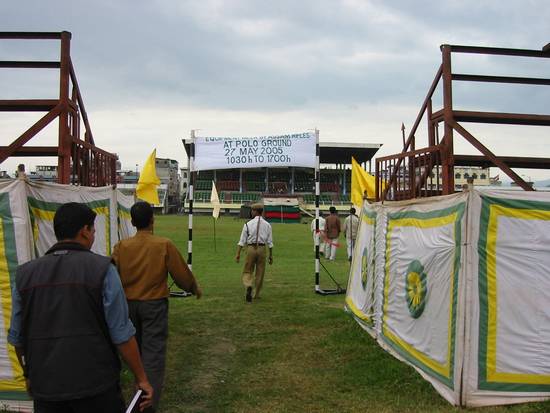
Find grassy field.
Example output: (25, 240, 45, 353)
(120, 214, 550, 413)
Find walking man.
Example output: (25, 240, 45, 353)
(112, 201, 202, 412)
(324, 206, 341, 261)
(9, 202, 153, 413)
(235, 203, 273, 302)
(310, 214, 326, 255)
(343, 207, 360, 262)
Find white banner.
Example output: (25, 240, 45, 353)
(193, 132, 316, 171)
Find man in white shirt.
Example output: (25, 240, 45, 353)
(235, 203, 274, 302)
(310, 215, 326, 255)
(343, 207, 360, 262)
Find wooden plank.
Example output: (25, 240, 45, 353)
(452, 73, 550, 86)
(0, 146, 58, 157)
(448, 44, 550, 58)
(453, 110, 550, 126)
(455, 154, 550, 169)
(0, 99, 58, 111)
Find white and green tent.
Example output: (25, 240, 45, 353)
(0, 180, 135, 411)
(346, 189, 550, 407)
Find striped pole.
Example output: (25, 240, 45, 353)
(188, 130, 195, 270)
(315, 129, 320, 292)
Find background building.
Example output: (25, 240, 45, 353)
(156, 158, 180, 213)
(454, 167, 492, 189)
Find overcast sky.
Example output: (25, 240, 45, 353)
(1, 0, 549, 180)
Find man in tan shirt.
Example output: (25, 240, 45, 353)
(235, 203, 273, 302)
(112, 201, 201, 412)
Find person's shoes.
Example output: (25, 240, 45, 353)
(246, 287, 252, 303)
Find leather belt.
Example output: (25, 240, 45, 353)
(248, 243, 265, 246)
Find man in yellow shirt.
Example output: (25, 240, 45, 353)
(112, 202, 202, 412)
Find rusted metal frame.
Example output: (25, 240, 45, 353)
(381, 65, 443, 200)
(409, 152, 415, 199)
(81, 147, 87, 186)
(100, 154, 106, 186)
(437, 150, 441, 194)
(452, 73, 550, 86)
(403, 65, 443, 152)
(70, 82, 81, 142)
(450, 120, 534, 191)
(0, 105, 62, 163)
(377, 146, 442, 201)
(415, 149, 440, 197)
(431, 109, 444, 123)
(377, 145, 442, 162)
(96, 153, 101, 186)
(110, 157, 117, 187)
(75, 145, 82, 186)
(427, 99, 436, 146)
(421, 153, 426, 196)
(69, 61, 94, 145)
(423, 152, 428, 197)
(97, 153, 103, 186)
(432, 155, 435, 192)
(72, 138, 115, 158)
(71, 140, 77, 185)
(102, 156, 107, 186)
(80, 146, 89, 186)
(57, 32, 72, 184)
(395, 158, 400, 200)
(448, 44, 550, 58)
(0, 32, 64, 40)
(441, 45, 455, 195)
(0, 61, 60, 69)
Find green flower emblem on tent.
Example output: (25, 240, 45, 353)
(405, 260, 428, 318)
(361, 247, 369, 290)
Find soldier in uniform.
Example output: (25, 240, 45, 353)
(235, 203, 273, 302)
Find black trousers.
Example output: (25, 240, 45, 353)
(128, 298, 168, 411)
(34, 385, 124, 413)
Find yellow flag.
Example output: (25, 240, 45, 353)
(351, 157, 377, 207)
(136, 149, 161, 205)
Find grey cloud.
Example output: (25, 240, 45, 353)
(0, 0, 548, 114)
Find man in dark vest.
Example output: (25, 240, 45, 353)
(8, 202, 153, 413)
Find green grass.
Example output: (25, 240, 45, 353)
(121, 214, 550, 413)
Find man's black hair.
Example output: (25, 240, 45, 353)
(53, 202, 96, 241)
(350, 207, 356, 214)
(131, 201, 154, 229)
(329, 206, 337, 214)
